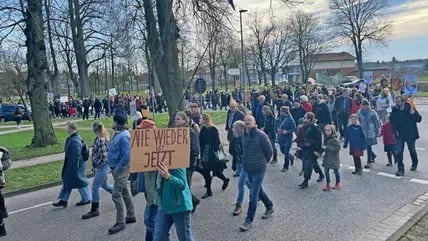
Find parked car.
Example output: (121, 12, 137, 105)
(0, 104, 31, 122)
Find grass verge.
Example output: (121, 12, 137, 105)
(4, 160, 92, 193)
(2, 111, 227, 161)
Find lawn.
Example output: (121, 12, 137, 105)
(2, 111, 228, 161)
(3, 160, 92, 193)
(418, 76, 428, 82)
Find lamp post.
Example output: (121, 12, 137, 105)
(239, 9, 248, 105)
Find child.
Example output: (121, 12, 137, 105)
(322, 125, 341, 191)
(380, 114, 396, 166)
(343, 114, 366, 175)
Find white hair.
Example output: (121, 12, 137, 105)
(300, 95, 308, 102)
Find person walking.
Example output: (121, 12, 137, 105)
(53, 122, 91, 208)
(94, 97, 102, 119)
(357, 99, 380, 169)
(262, 106, 278, 163)
(375, 88, 393, 124)
(225, 101, 245, 176)
(298, 112, 324, 189)
(343, 114, 366, 175)
(81, 122, 113, 219)
(390, 96, 422, 176)
(321, 125, 341, 191)
(312, 95, 332, 134)
(153, 161, 195, 241)
(380, 114, 397, 167)
(239, 115, 274, 232)
(82, 98, 90, 120)
(14, 107, 23, 129)
(199, 113, 229, 198)
(334, 89, 352, 139)
(231, 120, 251, 216)
(107, 115, 135, 235)
(277, 106, 296, 172)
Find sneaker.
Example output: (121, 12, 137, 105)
(125, 216, 136, 224)
(270, 160, 278, 164)
(192, 197, 200, 214)
(261, 208, 274, 219)
(316, 175, 324, 182)
(410, 166, 417, 171)
(82, 210, 99, 220)
(76, 200, 91, 206)
(281, 168, 288, 172)
(322, 185, 330, 191)
(108, 223, 125, 235)
(364, 164, 372, 169)
(222, 179, 230, 191)
(52, 200, 67, 208)
(298, 182, 308, 189)
(332, 183, 341, 190)
(396, 170, 404, 177)
(233, 204, 242, 216)
(239, 221, 252, 232)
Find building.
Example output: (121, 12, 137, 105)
(310, 52, 356, 77)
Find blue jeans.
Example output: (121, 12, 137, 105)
(92, 164, 113, 202)
(245, 172, 273, 223)
(153, 208, 194, 241)
(324, 168, 340, 185)
(280, 139, 293, 169)
(144, 204, 158, 234)
(270, 138, 277, 161)
(396, 138, 418, 172)
(58, 186, 91, 202)
(367, 145, 374, 163)
(236, 164, 251, 207)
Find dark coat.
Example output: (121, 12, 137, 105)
(322, 136, 341, 169)
(344, 124, 366, 150)
(390, 103, 422, 141)
(225, 110, 245, 141)
(243, 128, 273, 174)
(291, 107, 306, 125)
(189, 128, 200, 171)
(263, 115, 276, 139)
(199, 126, 225, 170)
(277, 114, 296, 145)
(62, 133, 89, 189)
(334, 95, 352, 114)
(302, 123, 322, 160)
(313, 102, 332, 125)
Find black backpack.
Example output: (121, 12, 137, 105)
(81, 140, 90, 162)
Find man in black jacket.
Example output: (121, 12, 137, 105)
(225, 101, 245, 175)
(334, 89, 352, 139)
(312, 95, 332, 134)
(390, 96, 422, 176)
(94, 97, 102, 120)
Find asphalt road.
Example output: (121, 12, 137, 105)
(3, 106, 428, 241)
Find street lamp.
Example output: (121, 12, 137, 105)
(239, 9, 248, 106)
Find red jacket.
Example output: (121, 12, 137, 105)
(302, 102, 312, 113)
(351, 99, 361, 115)
(381, 122, 396, 145)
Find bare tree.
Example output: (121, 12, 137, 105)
(331, 0, 391, 78)
(288, 10, 327, 84)
(44, 0, 59, 93)
(264, 23, 296, 86)
(248, 12, 274, 86)
(24, 0, 58, 146)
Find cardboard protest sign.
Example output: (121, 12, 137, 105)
(60, 96, 68, 103)
(364, 71, 374, 84)
(130, 127, 190, 172)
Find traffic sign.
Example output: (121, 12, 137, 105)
(194, 78, 207, 94)
(227, 68, 240, 76)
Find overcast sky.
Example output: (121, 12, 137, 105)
(233, 0, 428, 62)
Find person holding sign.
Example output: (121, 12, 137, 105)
(153, 162, 194, 241)
(107, 115, 135, 235)
(199, 114, 229, 199)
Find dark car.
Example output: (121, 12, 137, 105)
(0, 104, 31, 122)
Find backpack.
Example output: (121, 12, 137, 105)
(0, 147, 12, 170)
(81, 141, 90, 162)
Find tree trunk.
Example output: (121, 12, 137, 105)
(24, 0, 58, 147)
(356, 42, 364, 79)
(69, 0, 91, 98)
(143, 0, 184, 124)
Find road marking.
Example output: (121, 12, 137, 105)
(410, 179, 428, 185)
(346, 166, 370, 172)
(377, 172, 403, 179)
(9, 201, 53, 215)
(416, 147, 426, 151)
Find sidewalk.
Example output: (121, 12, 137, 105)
(0, 119, 82, 135)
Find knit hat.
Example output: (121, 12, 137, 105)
(113, 114, 127, 125)
(138, 119, 156, 129)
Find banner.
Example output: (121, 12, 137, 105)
(130, 100, 138, 121)
(130, 127, 190, 172)
(403, 75, 418, 96)
(60, 96, 68, 103)
(364, 71, 374, 84)
(315, 72, 334, 86)
(108, 88, 117, 97)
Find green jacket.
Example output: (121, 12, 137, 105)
(322, 136, 341, 170)
(156, 168, 193, 214)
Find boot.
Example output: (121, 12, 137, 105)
(298, 180, 308, 189)
(0, 223, 5, 237)
(332, 182, 341, 190)
(322, 185, 331, 191)
(82, 202, 100, 220)
(52, 200, 67, 208)
(387, 152, 393, 167)
(191, 195, 200, 214)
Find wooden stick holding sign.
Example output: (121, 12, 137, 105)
(130, 127, 190, 172)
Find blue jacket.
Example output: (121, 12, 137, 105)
(344, 124, 366, 150)
(108, 130, 131, 172)
(277, 114, 296, 145)
(157, 168, 193, 214)
(243, 128, 273, 174)
(62, 132, 89, 189)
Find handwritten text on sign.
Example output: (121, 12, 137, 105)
(130, 128, 190, 172)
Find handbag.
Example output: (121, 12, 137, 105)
(0, 147, 12, 171)
(215, 145, 230, 163)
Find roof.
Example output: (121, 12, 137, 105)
(316, 52, 355, 62)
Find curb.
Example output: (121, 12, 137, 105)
(386, 202, 428, 241)
(3, 173, 95, 198)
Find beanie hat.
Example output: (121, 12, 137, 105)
(113, 114, 127, 125)
(138, 119, 156, 129)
